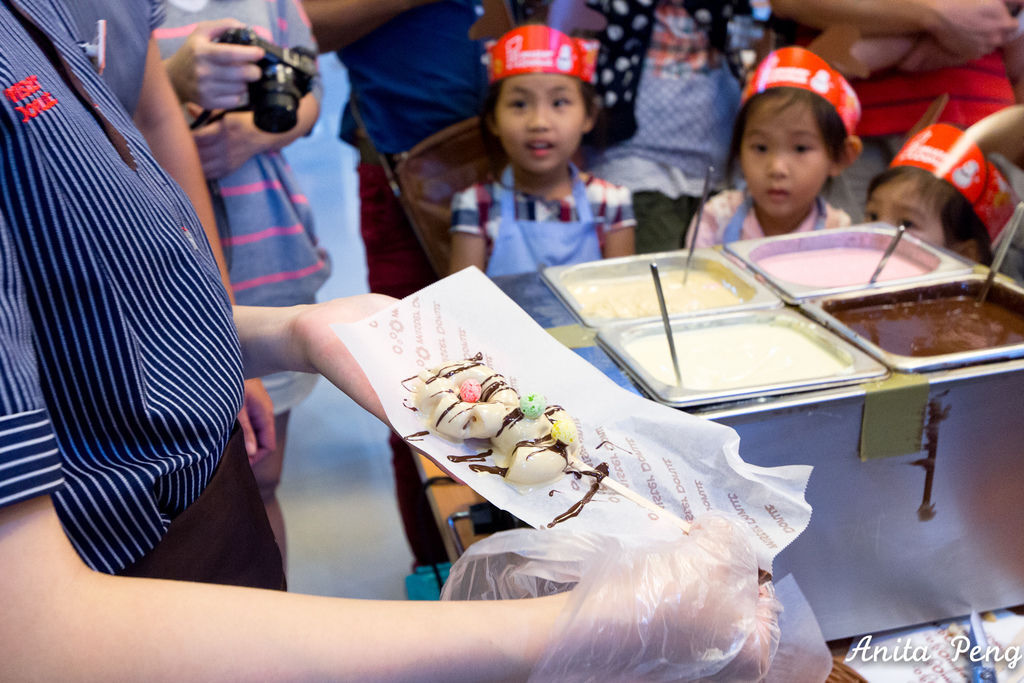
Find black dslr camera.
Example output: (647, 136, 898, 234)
(215, 27, 317, 133)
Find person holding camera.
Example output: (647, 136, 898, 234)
(154, 0, 330, 565)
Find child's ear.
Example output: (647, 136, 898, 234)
(485, 112, 499, 137)
(952, 238, 983, 263)
(830, 135, 864, 177)
(581, 95, 599, 135)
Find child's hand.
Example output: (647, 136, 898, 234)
(164, 18, 265, 111)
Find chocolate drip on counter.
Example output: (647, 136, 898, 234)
(469, 464, 508, 476)
(548, 463, 609, 527)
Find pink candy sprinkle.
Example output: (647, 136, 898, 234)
(460, 379, 482, 403)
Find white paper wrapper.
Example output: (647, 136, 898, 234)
(330, 268, 813, 569)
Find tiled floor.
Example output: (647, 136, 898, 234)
(278, 55, 415, 600)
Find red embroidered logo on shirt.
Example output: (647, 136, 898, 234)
(4, 75, 58, 122)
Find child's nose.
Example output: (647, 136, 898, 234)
(527, 105, 551, 129)
(768, 154, 788, 176)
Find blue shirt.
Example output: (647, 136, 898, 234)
(0, 0, 242, 573)
(64, 0, 165, 115)
(338, 0, 487, 154)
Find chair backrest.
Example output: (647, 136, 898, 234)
(393, 117, 496, 276)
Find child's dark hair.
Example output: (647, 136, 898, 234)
(478, 79, 603, 175)
(726, 87, 849, 182)
(867, 166, 994, 264)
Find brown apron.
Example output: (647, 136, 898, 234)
(118, 427, 286, 590)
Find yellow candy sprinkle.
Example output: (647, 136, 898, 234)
(551, 419, 577, 445)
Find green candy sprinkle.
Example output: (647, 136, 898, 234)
(520, 393, 546, 419)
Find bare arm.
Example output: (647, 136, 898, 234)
(447, 232, 488, 276)
(303, 0, 444, 53)
(771, 0, 1019, 61)
(1003, 33, 1024, 103)
(601, 226, 635, 259)
(1, 495, 561, 681)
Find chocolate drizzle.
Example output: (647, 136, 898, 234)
(469, 464, 509, 476)
(424, 353, 486, 385)
(496, 408, 525, 437)
(547, 462, 609, 527)
(514, 438, 569, 465)
(448, 450, 492, 464)
(405, 431, 429, 442)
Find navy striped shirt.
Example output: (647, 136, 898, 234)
(0, 0, 243, 573)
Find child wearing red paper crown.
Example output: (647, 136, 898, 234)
(689, 46, 864, 247)
(865, 123, 1020, 266)
(448, 25, 636, 277)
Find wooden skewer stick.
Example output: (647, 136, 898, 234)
(569, 457, 691, 534)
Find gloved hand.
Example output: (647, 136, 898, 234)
(442, 513, 781, 682)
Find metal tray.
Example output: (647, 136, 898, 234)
(541, 248, 781, 328)
(802, 274, 1024, 373)
(724, 224, 975, 303)
(596, 308, 889, 408)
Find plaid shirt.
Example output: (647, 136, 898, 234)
(450, 172, 635, 251)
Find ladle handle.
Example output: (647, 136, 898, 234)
(650, 262, 683, 386)
(868, 223, 906, 285)
(683, 165, 714, 284)
(977, 201, 1024, 305)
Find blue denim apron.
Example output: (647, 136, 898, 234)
(722, 195, 827, 243)
(486, 165, 601, 277)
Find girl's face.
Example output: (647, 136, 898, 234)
(488, 73, 595, 198)
(864, 176, 946, 247)
(739, 99, 843, 235)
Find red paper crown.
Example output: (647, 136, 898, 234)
(891, 123, 1018, 242)
(487, 25, 599, 84)
(742, 46, 861, 135)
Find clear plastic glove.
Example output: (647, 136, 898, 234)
(442, 513, 781, 682)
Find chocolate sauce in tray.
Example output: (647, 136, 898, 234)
(826, 280, 1024, 357)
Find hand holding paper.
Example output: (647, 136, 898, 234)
(329, 268, 812, 569)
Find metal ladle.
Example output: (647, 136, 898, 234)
(868, 223, 906, 285)
(977, 201, 1024, 305)
(683, 165, 714, 285)
(650, 262, 682, 386)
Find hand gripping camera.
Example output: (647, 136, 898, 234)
(215, 27, 318, 133)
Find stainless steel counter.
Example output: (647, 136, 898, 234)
(495, 271, 1024, 641)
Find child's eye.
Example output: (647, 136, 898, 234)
(507, 99, 528, 110)
(749, 143, 768, 153)
(901, 219, 916, 230)
(865, 211, 879, 221)
(552, 97, 572, 108)
(794, 144, 813, 153)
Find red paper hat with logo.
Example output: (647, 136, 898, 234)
(742, 46, 861, 135)
(891, 123, 1018, 242)
(487, 25, 600, 84)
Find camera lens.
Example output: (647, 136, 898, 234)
(250, 64, 300, 133)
